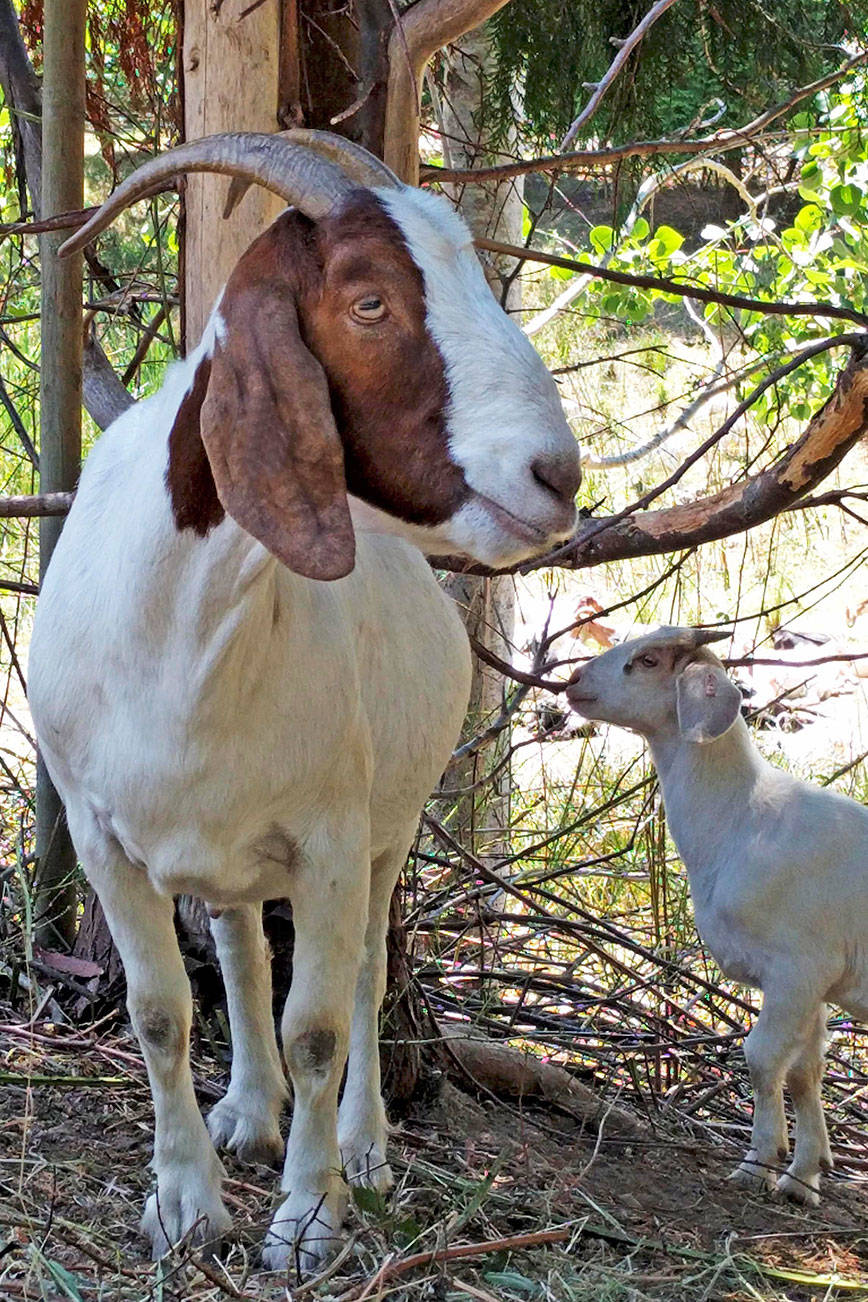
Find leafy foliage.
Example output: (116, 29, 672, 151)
(491, 0, 868, 148)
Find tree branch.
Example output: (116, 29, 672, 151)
(559, 0, 680, 152)
(383, 0, 510, 180)
(473, 237, 868, 329)
(422, 49, 868, 184)
(430, 339, 868, 574)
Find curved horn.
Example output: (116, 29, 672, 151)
(59, 132, 355, 258)
(222, 128, 401, 221)
(691, 627, 731, 646)
(283, 129, 402, 189)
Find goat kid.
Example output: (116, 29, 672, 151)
(28, 132, 581, 1273)
(566, 626, 868, 1205)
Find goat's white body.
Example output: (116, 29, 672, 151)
(32, 345, 470, 901)
(29, 339, 472, 1268)
(30, 162, 582, 1270)
(652, 722, 868, 1013)
(566, 628, 868, 1206)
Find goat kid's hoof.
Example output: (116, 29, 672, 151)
(776, 1170, 821, 1207)
(207, 1095, 285, 1166)
(729, 1157, 777, 1193)
(141, 1183, 233, 1259)
(262, 1188, 347, 1276)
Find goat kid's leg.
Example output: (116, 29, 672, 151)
(94, 863, 231, 1256)
(207, 905, 288, 1164)
(731, 988, 811, 1193)
(338, 842, 408, 1192)
(263, 839, 367, 1275)
(778, 1004, 832, 1206)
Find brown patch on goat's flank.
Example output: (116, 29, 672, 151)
(166, 356, 226, 537)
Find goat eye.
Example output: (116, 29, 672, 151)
(639, 654, 658, 668)
(351, 295, 387, 323)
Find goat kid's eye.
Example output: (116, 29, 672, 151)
(639, 654, 659, 668)
(350, 295, 387, 324)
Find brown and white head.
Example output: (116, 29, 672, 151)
(62, 131, 581, 580)
(566, 626, 741, 743)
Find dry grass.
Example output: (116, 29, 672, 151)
(3, 1003, 868, 1301)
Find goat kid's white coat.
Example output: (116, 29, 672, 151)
(28, 133, 582, 1275)
(567, 627, 868, 1205)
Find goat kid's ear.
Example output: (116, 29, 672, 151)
(675, 661, 742, 743)
(199, 222, 354, 580)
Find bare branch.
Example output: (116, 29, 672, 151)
(384, 0, 510, 179)
(422, 49, 868, 184)
(559, 0, 680, 152)
(0, 491, 73, 518)
(431, 339, 868, 575)
(473, 237, 868, 329)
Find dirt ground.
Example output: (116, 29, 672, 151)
(2, 1010, 868, 1302)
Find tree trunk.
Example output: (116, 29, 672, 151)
(34, 0, 86, 948)
(439, 21, 521, 865)
(182, 0, 284, 348)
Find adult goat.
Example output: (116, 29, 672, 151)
(28, 131, 581, 1273)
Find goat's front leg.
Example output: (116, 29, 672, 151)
(777, 1004, 832, 1206)
(731, 986, 812, 1193)
(94, 862, 231, 1256)
(338, 839, 410, 1192)
(263, 831, 367, 1276)
(207, 905, 288, 1164)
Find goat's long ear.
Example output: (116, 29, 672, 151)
(196, 224, 354, 580)
(675, 661, 742, 743)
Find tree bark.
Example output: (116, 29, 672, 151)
(439, 21, 521, 864)
(182, 0, 283, 348)
(34, 0, 86, 948)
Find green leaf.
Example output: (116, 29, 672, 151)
(793, 204, 822, 233)
(830, 182, 863, 217)
(630, 216, 650, 241)
(589, 224, 613, 254)
(651, 224, 685, 255)
(351, 1185, 388, 1217)
(484, 1270, 539, 1295)
(548, 264, 574, 281)
(43, 1258, 87, 1302)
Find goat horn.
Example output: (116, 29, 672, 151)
(282, 130, 402, 189)
(222, 128, 401, 221)
(691, 628, 731, 646)
(59, 132, 355, 258)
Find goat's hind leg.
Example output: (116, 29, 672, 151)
(91, 856, 231, 1256)
(207, 904, 288, 1164)
(777, 1004, 832, 1206)
(731, 984, 813, 1194)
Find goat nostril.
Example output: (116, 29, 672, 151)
(531, 453, 582, 505)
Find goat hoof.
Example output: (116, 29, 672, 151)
(262, 1188, 347, 1276)
(777, 1171, 821, 1206)
(142, 1179, 232, 1258)
(729, 1158, 776, 1193)
(207, 1096, 284, 1166)
(342, 1144, 393, 1193)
